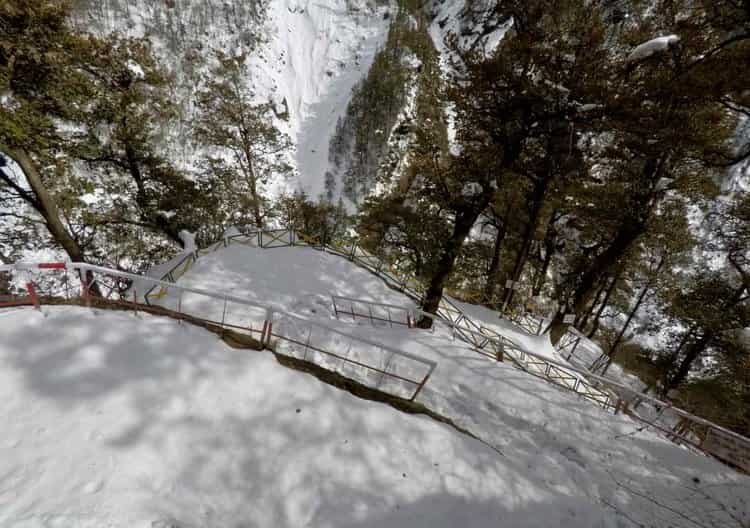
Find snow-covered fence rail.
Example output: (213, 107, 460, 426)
(331, 295, 616, 410)
(0, 262, 436, 403)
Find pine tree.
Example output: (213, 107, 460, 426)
(70, 35, 211, 252)
(545, 0, 750, 343)
(194, 51, 291, 230)
(0, 1, 103, 292)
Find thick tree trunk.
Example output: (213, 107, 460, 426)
(418, 205, 490, 328)
(532, 217, 557, 297)
(7, 148, 101, 296)
(663, 333, 712, 394)
(483, 220, 507, 303)
(576, 278, 608, 330)
(602, 258, 664, 374)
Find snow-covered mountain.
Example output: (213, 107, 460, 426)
(72, 0, 393, 201)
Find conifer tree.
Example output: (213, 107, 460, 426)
(0, 1, 102, 291)
(546, 0, 750, 343)
(194, 51, 291, 230)
(71, 36, 210, 252)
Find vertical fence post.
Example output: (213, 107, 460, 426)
(177, 290, 183, 324)
(411, 372, 432, 402)
(26, 282, 40, 310)
(495, 341, 504, 362)
(220, 296, 228, 329)
(261, 308, 274, 347)
(303, 325, 313, 360)
(133, 289, 138, 315)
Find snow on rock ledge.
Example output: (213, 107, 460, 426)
(628, 35, 680, 62)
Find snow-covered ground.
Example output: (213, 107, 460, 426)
(4, 298, 749, 527)
(145, 241, 750, 527)
(1, 307, 550, 528)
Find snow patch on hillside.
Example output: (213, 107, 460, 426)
(73, 0, 393, 202)
(261, 0, 392, 199)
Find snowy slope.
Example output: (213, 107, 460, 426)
(2, 241, 749, 526)
(265, 1, 392, 199)
(72, 0, 393, 201)
(2, 239, 750, 526)
(2, 307, 613, 528)
(157, 241, 750, 528)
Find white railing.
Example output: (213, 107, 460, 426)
(0, 261, 436, 402)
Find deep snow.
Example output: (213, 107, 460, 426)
(2, 307, 563, 528)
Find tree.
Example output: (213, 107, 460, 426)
(0, 1, 102, 292)
(361, 1, 615, 327)
(658, 270, 748, 395)
(195, 51, 290, 230)
(70, 35, 211, 253)
(274, 192, 349, 245)
(545, 0, 750, 343)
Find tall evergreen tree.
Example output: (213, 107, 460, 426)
(194, 51, 291, 230)
(0, 1, 103, 291)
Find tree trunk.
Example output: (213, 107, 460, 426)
(587, 270, 620, 339)
(576, 278, 608, 330)
(602, 257, 665, 374)
(663, 333, 712, 394)
(546, 156, 662, 344)
(483, 220, 507, 303)
(7, 148, 101, 296)
(501, 175, 550, 312)
(418, 204, 490, 328)
(124, 144, 183, 247)
(532, 216, 558, 297)
(548, 222, 646, 344)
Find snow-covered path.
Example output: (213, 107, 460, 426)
(3, 307, 616, 528)
(2, 244, 749, 527)
(161, 242, 750, 528)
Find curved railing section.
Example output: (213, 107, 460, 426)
(0, 261, 436, 403)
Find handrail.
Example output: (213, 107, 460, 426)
(331, 294, 613, 408)
(0, 261, 436, 402)
(327, 293, 750, 456)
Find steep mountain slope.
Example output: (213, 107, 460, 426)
(72, 0, 393, 201)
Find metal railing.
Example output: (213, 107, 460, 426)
(0, 262, 436, 402)
(331, 294, 615, 410)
